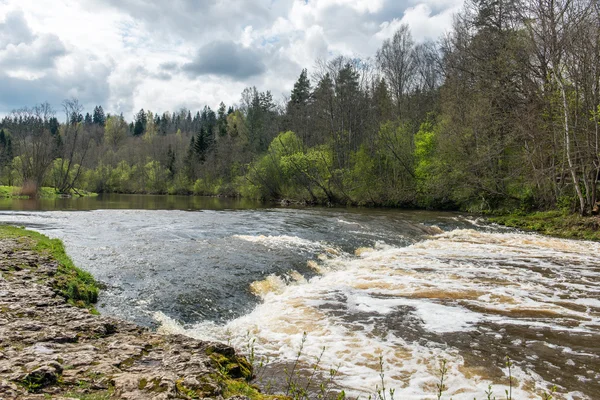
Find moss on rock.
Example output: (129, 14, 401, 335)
(0, 225, 99, 309)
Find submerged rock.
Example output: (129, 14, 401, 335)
(0, 238, 251, 399)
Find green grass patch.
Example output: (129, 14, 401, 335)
(0, 225, 99, 308)
(489, 210, 600, 241)
(222, 378, 286, 400)
(62, 390, 113, 400)
(0, 186, 97, 199)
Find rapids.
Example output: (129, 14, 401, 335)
(0, 202, 597, 399)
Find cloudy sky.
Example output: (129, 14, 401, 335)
(0, 0, 463, 119)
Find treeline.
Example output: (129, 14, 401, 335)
(0, 0, 599, 214)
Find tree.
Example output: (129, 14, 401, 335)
(0, 129, 13, 185)
(52, 98, 93, 193)
(9, 103, 58, 191)
(242, 87, 279, 152)
(290, 69, 312, 105)
(93, 106, 106, 126)
(217, 102, 228, 137)
(376, 24, 416, 116)
(104, 115, 128, 148)
(194, 126, 210, 163)
(143, 110, 157, 141)
(522, 0, 598, 214)
(133, 109, 147, 137)
(287, 69, 313, 145)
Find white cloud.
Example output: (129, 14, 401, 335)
(0, 0, 464, 117)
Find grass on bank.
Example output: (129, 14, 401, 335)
(0, 185, 97, 199)
(0, 225, 99, 309)
(489, 210, 600, 241)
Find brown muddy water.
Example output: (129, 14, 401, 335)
(0, 194, 598, 399)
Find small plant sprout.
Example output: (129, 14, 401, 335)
(485, 384, 495, 400)
(371, 354, 395, 400)
(436, 359, 448, 400)
(505, 356, 513, 400)
(540, 385, 557, 400)
(304, 346, 326, 397)
(286, 331, 308, 397)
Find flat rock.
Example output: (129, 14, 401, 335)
(0, 237, 248, 399)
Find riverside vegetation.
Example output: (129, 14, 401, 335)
(0, 0, 599, 221)
(0, 185, 96, 200)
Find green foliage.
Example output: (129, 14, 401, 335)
(193, 177, 223, 196)
(239, 131, 342, 203)
(104, 115, 127, 148)
(168, 172, 192, 195)
(0, 185, 95, 199)
(412, 119, 455, 208)
(48, 159, 82, 192)
(144, 160, 168, 194)
(414, 120, 436, 182)
(345, 146, 378, 205)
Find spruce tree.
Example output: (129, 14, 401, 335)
(290, 68, 312, 105)
(217, 102, 228, 137)
(93, 106, 106, 126)
(133, 109, 147, 136)
(194, 126, 209, 163)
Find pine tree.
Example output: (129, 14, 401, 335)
(290, 69, 312, 105)
(217, 102, 228, 137)
(93, 106, 106, 126)
(0, 129, 11, 167)
(166, 145, 176, 178)
(48, 117, 60, 136)
(194, 126, 209, 163)
(287, 69, 313, 144)
(133, 109, 147, 136)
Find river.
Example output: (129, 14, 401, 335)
(0, 194, 598, 399)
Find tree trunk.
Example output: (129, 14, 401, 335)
(556, 74, 586, 214)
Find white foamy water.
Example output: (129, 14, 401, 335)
(158, 230, 600, 400)
(1, 208, 597, 398)
(233, 234, 340, 255)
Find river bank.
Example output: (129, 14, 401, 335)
(0, 186, 97, 200)
(489, 211, 600, 241)
(0, 226, 256, 400)
(6, 188, 597, 243)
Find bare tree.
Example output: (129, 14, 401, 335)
(9, 103, 58, 192)
(376, 24, 417, 116)
(523, 0, 596, 214)
(52, 98, 93, 194)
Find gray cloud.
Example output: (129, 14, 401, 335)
(0, 9, 34, 47)
(159, 62, 178, 71)
(0, 9, 68, 70)
(182, 41, 266, 79)
(153, 72, 172, 81)
(0, 33, 67, 70)
(0, 63, 111, 115)
(1, 0, 461, 116)
(86, 0, 281, 42)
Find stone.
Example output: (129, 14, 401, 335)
(0, 237, 250, 399)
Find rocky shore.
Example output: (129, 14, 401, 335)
(0, 233, 253, 400)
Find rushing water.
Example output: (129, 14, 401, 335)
(0, 195, 598, 399)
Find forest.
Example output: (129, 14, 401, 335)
(0, 0, 598, 215)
